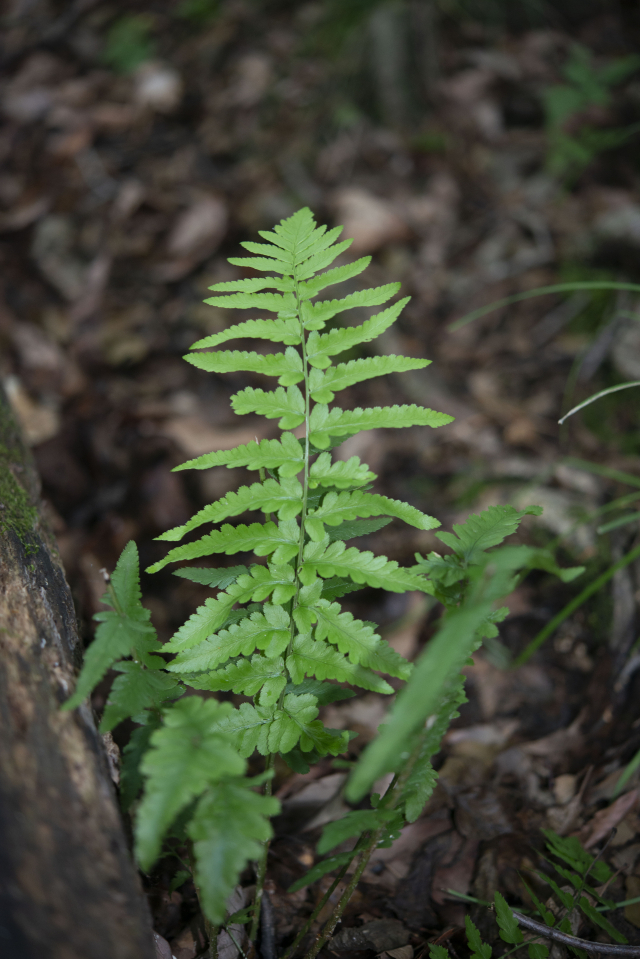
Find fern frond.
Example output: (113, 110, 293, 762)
(269, 206, 319, 252)
(207, 276, 294, 293)
(305, 489, 439, 541)
(173, 565, 249, 588)
(226, 255, 294, 275)
(189, 780, 278, 924)
(312, 600, 412, 679)
(213, 701, 274, 757)
(239, 241, 296, 267)
(100, 662, 182, 732)
(185, 347, 304, 386)
(308, 452, 376, 489)
(213, 692, 346, 758)
(163, 595, 237, 652)
(135, 697, 245, 870)
(158, 477, 304, 542)
(306, 299, 410, 369)
(63, 542, 159, 710)
(173, 432, 304, 476)
(328, 517, 392, 542)
(299, 257, 371, 299)
(294, 239, 353, 280)
(190, 318, 301, 351)
(309, 403, 454, 449)
(231, 385, 305, 429)
(163, 564, 296, 652)
(286, 633, 394, 693)
(167, 604, 291, 671)
(149, 521, 294, 571)
(434, 505, 543, 563)
(201, 291, 296, 313)
(301, 283, 401, 331)
(300, 538, 434, 593)
(188, 654, 287, 705)
(310, 356, 431, 402)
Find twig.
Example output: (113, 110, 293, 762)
(511, 910, 640, 956)
(260, 889, 276, 959)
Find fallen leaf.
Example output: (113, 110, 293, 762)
(331, 919, 410, 954)
(153, 931, 173, 959)
(4, 375, 60, 446)
(332, 187, 409, 255)
(583, 789, 639, 848)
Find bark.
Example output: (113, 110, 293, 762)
(0, 385, 156, 959)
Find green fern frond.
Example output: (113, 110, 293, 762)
(189, 780, 278, 924)
(206, 276, 294, 293)
(308, 452, 376, 489)
(63, 541, 159, 710)
(201, 291, 296, 312)
(158, 477, 304, 542)
(226, 255, 295, 275)
(190, 318, 302, 350)
(306, 299, 410, 368)
(305, 489, 439, 541)
(173, 565, 249, 588)
(185, 347, 304, 386)
(300, 537, 434, 593)
(172, 431, 304, 475)
(231, 385, 305, 429)
(312, 600, 412, 679)
(286, 633, 394, 693)
(188, 654, 287, 705)
(214, 692, 347, 758)
(309, 403, 454, 449)
(310, 356, 431, 402)
(301, 283, 401, 331)
(167, 604, 291, 671)
(135, 697, 245, 870)
(149, 521, 290, 570)
(299, 257, 371, 298)
(100, 663, 181, 732)
(434, 504, 543, 563)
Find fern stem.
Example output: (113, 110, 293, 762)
(250, 754, 275, 942)
(300, 740, 424, 959)
(281, 860, 352, 959)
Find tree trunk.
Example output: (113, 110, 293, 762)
(0, 385, 156, 959)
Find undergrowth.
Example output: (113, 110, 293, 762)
(63, 208, 583, 958)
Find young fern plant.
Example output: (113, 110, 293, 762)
(62, 208, 582, 955)
(145, 206, 452, 928)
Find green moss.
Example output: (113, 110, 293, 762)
(0, 441, 38, 544)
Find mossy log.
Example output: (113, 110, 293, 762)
(0, 385, 155, 959)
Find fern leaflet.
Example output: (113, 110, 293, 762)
(231, 385, 305, 428)
(135, 697, 245, 869)
(310, 355, 430, 402)
(167, 604, 291, 672)
(172, 431, 304, 475)
(158, 478, 303, 542)
(190, 317, 301, 350)
(305, 489, 439, 540)
(306, 299, 410, 368)
(301, 282, 401, 330)
(185, 347, 304, 386)
(309, 403, 454, 448)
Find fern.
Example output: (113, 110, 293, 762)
(63, 208, 578, 944)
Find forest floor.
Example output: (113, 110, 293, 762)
(3, 3, 640, 959)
